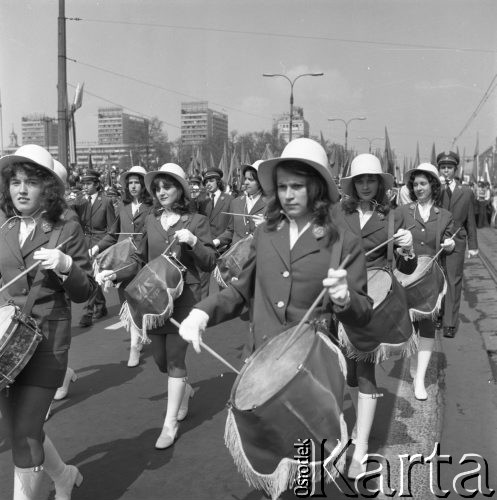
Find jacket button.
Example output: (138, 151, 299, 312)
(18, 266, 25, 271)
(420, 242, 424, 245)
(282, 271, 290, 278)
(262, 335, 268, 341)
(21, 288, 28, 295)
(277, 301, 285, 308)
(421, 228, 425, 232)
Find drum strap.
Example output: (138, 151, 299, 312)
(387, 210, 394, 268)
(435, 210, 441, 254)
(22, 225, 64, 317)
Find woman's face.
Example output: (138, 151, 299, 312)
(244, 171, 260, 197)
(413, 174, 433, 203)
(155, 178, 180, 209)
(354, 174, 379, 202)
(276, 168, 310, 220)
(127, 175, 143, 198)
(10, 169, 44, 216)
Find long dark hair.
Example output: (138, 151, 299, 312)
(342, 174, 390, 215)
(121, 174, 153, 205)
(151, 174, 192, 216)
(407, 172, 442, 206)
(265, 161, 339, 244)
(243, 166, 263, 195)
(0, 162, 66, 224)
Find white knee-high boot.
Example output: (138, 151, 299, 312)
(348, 386, 359, 443)
(43, 436, 82, 500)
(127, 325, 142, 367)
(13, 466, 44, 500)
(414, 337, 435, 400)
(347, 392, 379, 479)
(155, 376, 186, 449)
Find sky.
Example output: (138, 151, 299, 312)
(1, 0, 497, 164)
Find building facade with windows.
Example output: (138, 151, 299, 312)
(98, 107, 149, 146)
(21, 114, 58, 148)
(180, 101, 228, 145)
(274, 106, 309, 143)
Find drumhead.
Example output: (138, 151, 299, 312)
(0, 305, 17, 348)
(367, 268, 392, 308)
(233, 324, 315, 410)
(395, 255, 433, 287)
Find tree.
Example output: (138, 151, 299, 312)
(148, 117, 172, 168)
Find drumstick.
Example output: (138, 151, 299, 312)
(416, 226, 462, 275)
(276, 253, 352, 359)
(162, 235, 178, 256)
(221, 212, 263, 219)
(0, 234, 76, 294)
(364, 224, 416, 257)
(110, 232, 143, 235)
(169, 318, 240, 374)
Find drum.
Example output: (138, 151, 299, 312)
(339, 267, 415, 362)
(225, 324, 348, 500)
(93, 237, 137, 276)
(120, 254, 185, 341)
(0, 305, 42, 391)
(394, 255, 446, 320)
(213, 235, 253, 288)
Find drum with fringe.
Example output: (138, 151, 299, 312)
(0, 305, 42, 391)
(93, 237, 137, 277)
(224, 323, 348, 500)
(120, 254, 185, 341)
(339, 267, 416, 363)
(393, 255, 446, 320)
(213, 234, 253, 288)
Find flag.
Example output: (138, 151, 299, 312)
(88, 150, 93, 170)
(431, 143, 436, 165)
(227, 148, 240, 186)
(414, 142, 420, 166)
(73, 82, 84, 110)
(219, 143, 229, 179)
(383, 127, 395, 176)
(196, 147, 205, 172)
(473, 133, 479, 181)
(319, 131, 327, 150)
(209, 152, 216, 170)
(460, 147, 466, 179)
(261, 143, 273, 160)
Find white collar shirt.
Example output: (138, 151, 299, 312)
(245, 193, 261, 213)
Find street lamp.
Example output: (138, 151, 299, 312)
(263, 72, 324, 142)
(328, 116, 367, 153)
(357, 136, 384, 153)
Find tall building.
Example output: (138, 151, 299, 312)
(275, 106, 309, 143)
(21, 114, 58, 148)
(180, 101, 228, 145)
(98, 107, 149, 146)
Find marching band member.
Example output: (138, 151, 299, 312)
(179, 140, 373, 488)
(97, 163, 216, 450)
(93, 165, 153, 367)
(0, 145, 95, 499)
(401, 163, 455, 400)
(332, 153, 417, 478)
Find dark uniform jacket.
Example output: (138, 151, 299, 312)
(226, 194, 267, 244)
(199, 192, 234, 248)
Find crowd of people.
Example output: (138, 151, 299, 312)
(0, 138, 482, 499)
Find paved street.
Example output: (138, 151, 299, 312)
(1, 228, 497, 499)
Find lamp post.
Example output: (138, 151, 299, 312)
(328, 116, 366, 153)
(263, 72, 324, 142)
(357, 136, 384, 153)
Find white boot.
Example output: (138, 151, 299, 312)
(13, 466, 44, 500)
(43, 436, 83, 500)
(347, 392, 380, 479)
(409, 355, 418, 379)
(413, 337, 435, 401)
(54, 368, 77, 401)
(348, 386, 359, 444)
(155, 377, 185, 449)
(177, 383, 194, 421)
(127, 326, 142, 367)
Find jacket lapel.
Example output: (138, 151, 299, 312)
(2, 220, 24, 265)
(361, 212, 385, 238)
(343, 211, 361, 235)
(450, 185, 463, 209)
(92, 194, 103, 215)
(210, 194, 227, 220)
(21, 221, 51, 258)
(269, 222, 290, 269)
(291, 224, 323, 263)
(249, 197, 266, 215)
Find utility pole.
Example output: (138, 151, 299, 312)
(57, 0, 69, 167)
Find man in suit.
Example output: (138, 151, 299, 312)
(73, 170, 116, 326)
(437, 151, 479, 338)
(198, 168, 233, 296)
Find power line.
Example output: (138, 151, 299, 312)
(452, 71, 497, 146)
(67, 57, 272, 121)
(67, 17, 497, 55)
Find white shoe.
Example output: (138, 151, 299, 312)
(127, 345, 142, 367)
(54, 465, 83, 500)
(54, 368, 77, 401)
(155, 424, 179, 449)
(177, 384, 194, 421)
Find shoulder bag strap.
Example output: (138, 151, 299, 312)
(387, 210, 395, 268)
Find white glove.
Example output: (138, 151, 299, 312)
(467, 249, 479, 258)
(33, 248, 72, 274)
(393, 228, 413, 249)
(322, 269, 350, 307)
(95, 269, 116, 286)
(252, 214, 265, 227)
(89, 245, 99, 258)
(213, 238, 221, 248)
(179, 308, 209, 353)
(175, 229, 197, 247)
(441, 238, 456, 252)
